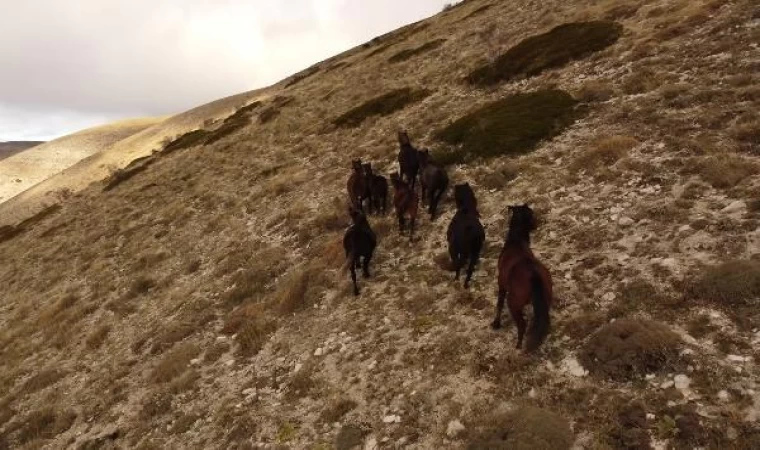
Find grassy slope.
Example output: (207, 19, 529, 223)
(1, 0, 760, 448)
(0, 142, 44, 162)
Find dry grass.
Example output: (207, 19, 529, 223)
(388, 39, 446, 63)
(274, 266, 329, 316)
(466, 406, 574, 450)
(575, 80, 615, 102)
(150, 343, 200, 384)
(570, 135, 638, 174)
(320, 398, 358, 424)
(579, 319, 682, 380)
(681, 155, 756, 189)
(9, 407, 77, 447)
(86, 323, 111, 349)
(234, 314, 277, 358)
(685, 260, 760, 329)
(17, 369, 67, 399)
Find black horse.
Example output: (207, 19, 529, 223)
(454, 183, 478, 216)
(363, 163, 388, 215)
(343, 207, 377, 296)
(397, 131, 420, 191)
(417, 149, 448, 220)
(447, 184, 485, 288)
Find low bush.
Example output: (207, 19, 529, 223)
(333, 88, 431, 128)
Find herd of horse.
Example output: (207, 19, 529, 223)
(342, 131, 553, 352)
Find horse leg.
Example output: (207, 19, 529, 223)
(464, 256, 476, 289)
(510, 302, 527, 350)
(491, 288, 506, 329)
(397, 212, 405, 233)
(350, 259, 359, 296)
(409, 215, 416, 242)
(362, 252, 372, 278)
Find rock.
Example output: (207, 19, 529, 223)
(646, 413, 656, 420)
(661, 380, 675, 389)
(602, 292, 616, 302)
(674, 374, 691, 390)
(294, 363, 303, 372)
(368, 360, 377, 370)
(618, 217, 635, 226)
(190, 358, 201, 366)
(727, 354, 750, 363)
(364, 436, 378, 450)
(645, 374, 656, 380)
(718, 390, 731, 402)
(382, 415, 401, 424)
(722, 201, 746, 214)
(560, 356, 588, 377)
(242, 388, 256, 396)
(529, 388, 537, 398)
(314, 347, 324, 356)
(446, 419, 466, 438)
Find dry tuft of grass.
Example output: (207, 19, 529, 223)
(571, 135, 637, 174)
(467, 21, 622, 86)
(575, 80, 615, 102)
(681, 155, 756, 189)
(685, 260, 760, 329)
(18, 369, 67, 399)
(579, 319, 682, 380)
(10, 407, 77, 447)
(86, 323, 111, 349)
(150, 343, 200, 384)
(234, 314, 278, 358)
(332, 88, 432, 128)
(320, 398, 358, 424)
(466, 406, 574, 450)
(275, 266, 329, 316)
(435, 90, 578, 165)
(388, 39, 446, 63)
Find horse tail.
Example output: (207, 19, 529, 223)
(526, 269, 550, 352)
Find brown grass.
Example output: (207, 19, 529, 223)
(18, 369, 67, 398)
(332, 88, 431, 128)
(11, 407, 77, 446)
(579, 319, 682, 380)
(681, 155, 756, 189)
(685, 260, 760, 329)
(320, 398, 358, 424)
(466, 406, 573, 450)
(150, 343, 200, 384)
(86, 323, 111, 349)
(570, 135, 638, 173)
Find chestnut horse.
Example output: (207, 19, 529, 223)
(343, 207, 377, 296)
(492, 204, 553, 352)
(347, 159, 370, 211)
(390, 172, 418, 241)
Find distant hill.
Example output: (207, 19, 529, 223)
(0, 141, 44, 161)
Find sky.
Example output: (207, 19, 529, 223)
(0, 0, 452, 141)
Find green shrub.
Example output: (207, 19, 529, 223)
(435, 90, 578, 165)
(333, 88, 431, 128)
(579, 319, 681, 380)
(467, 21, 623, 86)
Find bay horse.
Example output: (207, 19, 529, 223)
(418, 149, 449, 220)
(397, 131, 420, 191)
(492, 204, 553, 352)
(347, 159, 370, 211)
(447, 184, 485, 288)
(390, 172, 418, 241)
(343, 207, 377, 296)
(363, 163, 388, 215)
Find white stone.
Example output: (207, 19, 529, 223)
(383, 415, 401, 424)
(314, 347, 324, 356)
(661, 380, 675, 389)
(727, 354, 748, 363)
(722, 201, 746, 214)
(529, 388, 537, 398)
(560, 356, 588, 377)
(718, 390, 731, 402)
(602, 292, 616, 302)
(647, 413, 656, 420)
(679, 225, 691, 232)
(619, 217, 635, 226)
(294, 363, 303, 373)
(646, 374, 656, 381)
(368, 360, 378, 370)
(674, 374, 691, 390)
(225, 359, 235, 367)
(446, 420, 466, 438)
(190, 358, 201, 366)
(364, 436, 378, 450)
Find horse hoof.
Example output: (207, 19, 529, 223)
(491, 321, 502, 330)
(353, 290, 360, 296)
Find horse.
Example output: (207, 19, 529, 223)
(492, 204, 553, 352)
(454, 183, 478, 217)
(390, 172, 418, 241)
(447, 185, 485, 288)
(343, 207, 377, 296)
(347, 159, 370, 211)
(397, 131, 420, 191)
(417, 149, 449, 220)
(363, 163, 388, 215)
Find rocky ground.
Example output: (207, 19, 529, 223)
(1, 0, 759, 449)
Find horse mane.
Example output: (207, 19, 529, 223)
(506, 209, 533, 245)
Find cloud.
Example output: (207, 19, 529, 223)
(0, 0, 449, 140)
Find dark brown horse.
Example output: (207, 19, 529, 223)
(363, 163, 388, 215)
(343, 207, 377, 296)
(397, 131, 420, 191)
(347, 159, 370, 211)
(390, 172, 418, 241)
(454, 183, 478, 217)
(492, 204, 553, 352)
(447, 184, 484, 288)
(418, 149, 448, 220)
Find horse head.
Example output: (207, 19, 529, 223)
(351, 159, 363, 173)
(398, 130, 411, 147)
(417, 149, 430, 168)
(508, 204, 537, 232)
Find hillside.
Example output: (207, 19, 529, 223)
(0, 142, 44, 162)
(0, 119, 161, 206)
(1, 0, 759, 449)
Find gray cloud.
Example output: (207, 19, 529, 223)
(0, 0, 449, 140)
